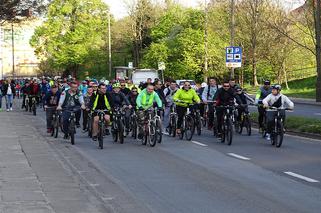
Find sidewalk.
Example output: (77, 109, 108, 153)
(0, 107, 107, 212)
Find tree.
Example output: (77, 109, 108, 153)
(0, 0, 47, 24)
(30, 0, 109, 77)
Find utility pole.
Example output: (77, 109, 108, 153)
(108, 12, 112, 79)
(230, 0, 235, 79)
(11, 22, 15, 78)
(204, 0, 208, 82)
(315, 0, 321, 102)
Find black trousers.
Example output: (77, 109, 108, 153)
(82, 109, 89, 129)
(176, 106, 187, 129)
(258, 105, 265, 128)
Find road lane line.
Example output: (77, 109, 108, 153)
(227, 153, 251, 161)
(284, 172, 319, 183)
(191, 141, 208, 147)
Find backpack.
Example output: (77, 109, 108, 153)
(272, 96, 282, 108)
(207, 85, 219, 100)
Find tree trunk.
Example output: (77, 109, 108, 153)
(283, 60, 289, 90)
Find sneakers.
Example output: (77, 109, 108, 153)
(266, 133, 271, 141)
(6, 109, 9, 112)
(63, 133, 69, 139)
(10, 107, 12, 111)
(92, 136, 97, 141)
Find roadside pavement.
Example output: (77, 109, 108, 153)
(0, 105, 109, 213)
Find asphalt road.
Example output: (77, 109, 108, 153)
(249, 102, 321, 119)
(27, 106, 321, 213)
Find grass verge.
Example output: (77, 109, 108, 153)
(250, 112, 321, 135)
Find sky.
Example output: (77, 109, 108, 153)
(103, 0, 306, 20)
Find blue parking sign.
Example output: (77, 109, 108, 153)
(226, 46, 242, 68)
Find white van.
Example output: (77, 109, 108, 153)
(131, 69, 159, 85)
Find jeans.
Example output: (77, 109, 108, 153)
(46, 108, 55, 129)
(62, 111, 72, 134)
(5, 94, 13, 109)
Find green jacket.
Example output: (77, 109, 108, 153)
(136, 89, 162, 109)
(173, 88, 200, 107)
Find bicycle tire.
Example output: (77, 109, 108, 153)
(98, 122, 104, 149)
(54, 119, 59, 138)
(32, 104, 36, 116)
(245, 116, 252, 136)
(70, 120, 75, 145)
(155, 119, 162, 143)
(226, 118, 233, 146)
(276, 121, 284, 148)
(112, 121, 118, 143)
(148, 121, 157, 147)
(142, 125, 147, 145)
(221, 118, 226, 143)
(185, 115, 195, 141)
(88, 119, 92, 138)
(196, 116, 202, 136)
(118, 120, 124, 144)
(51, 116, 55, 137)
(213, 114, 218, 136)
(132, 119, 137, 139)
(169, 115, 176, 137)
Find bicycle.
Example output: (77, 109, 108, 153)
(176, 102, 196, 141)
(94, 109, 109, 149)
(235, 104, 252, 136)
(27, 95, 37, 116)
(194, 106, 203, 136)
(87, 110, 93, 138)
(111, 107, 126, 144)
(141, 107, 161, 147)
(218, 105, 235, 146)
(47, 107, 62, 138)
(130, 109, 138, 139)
(203, 101, 218, 136)
(168, 104, 178, 137)
(154, 108, 163, 144)
(266, 107, 291, 148)
(257, 103, 268, 138)
(64, 107, 80, 145)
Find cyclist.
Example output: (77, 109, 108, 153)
(154, 79, 167, 107)
(215, 80, 241, 138)
(263, 85, 294, 140)
(255, 80, 272, 131)
(41, 78, 51, 106)
(136, 84, 163, 139)
(163, 80, 178, 131)
(202, 77, 219, 130)
(79, 80, 88, 95)
(26, 80, 41, 110)
(82, 85, 94, 132)
(111, 82, 132, 134)
(173, 81, 201, 135)
(127, 87, 139, 108)
(234, 86, 254, 123)
(57, 81, 85, 139)
(21, 80, 30, 109)
(89, 83, 114, 141)
(44, 85, 60, 133)
(120, 81, 130, 95)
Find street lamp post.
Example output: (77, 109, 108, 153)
(11, 22, 15, 78)
(230, 0, 235, 79)
(108, 11, 112, 79)
(204, 0, 208, 82)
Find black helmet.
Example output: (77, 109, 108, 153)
(264, 80, 271, 85)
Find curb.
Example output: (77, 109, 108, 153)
(248, 94, 321, 106)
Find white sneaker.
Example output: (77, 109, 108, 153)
(10, 107, 12, 111)
(6, 109, 9, 112)
(266, 133, 271, 141)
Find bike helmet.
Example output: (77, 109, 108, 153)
(264, 80, 271, 85)
(113, 82, 121, 88)
(271, 84, 281, 91)
(235, 86, 242, 92)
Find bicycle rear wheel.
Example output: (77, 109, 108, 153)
(185, 115, 195, 141)
(195, 117, 202, 136)
(245, 116, 252, 136)
(54, 119, 59, 138)
(32, 103, 37, 116)
(169, 115, 176, 137)
(51, 116, 55, 137)
(132, 119, 137, 139)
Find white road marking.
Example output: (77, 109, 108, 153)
(284, 172, 319, 183)
(191, 141, 208, 147)
(227, 153, 251, 160)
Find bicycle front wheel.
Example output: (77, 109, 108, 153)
(245, 116, 252, 136)
(69, 120, 75, 145)
(118, 120, 124, 144)
(226, 118, 233, 146)
(276, 121, 284, 148)
(155, 119, 162, 143)
(185, 115, 195, 141)
(148, 121, 157, 147)
(98, 122, 104, 149)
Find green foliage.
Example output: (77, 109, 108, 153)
(30, 0, 109, 77)
(282, 76, 316, 99)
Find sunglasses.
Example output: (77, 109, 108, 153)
(121, 85, 126, 87)
(184, 85, 191, 87)
(223, 85, 230, 88)
(132, 91, 137, 93)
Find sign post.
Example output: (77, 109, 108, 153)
(226, 46, 242, 68)
(158, 62, 165, 83)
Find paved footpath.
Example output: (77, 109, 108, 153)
(0, 105, 109, 213)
